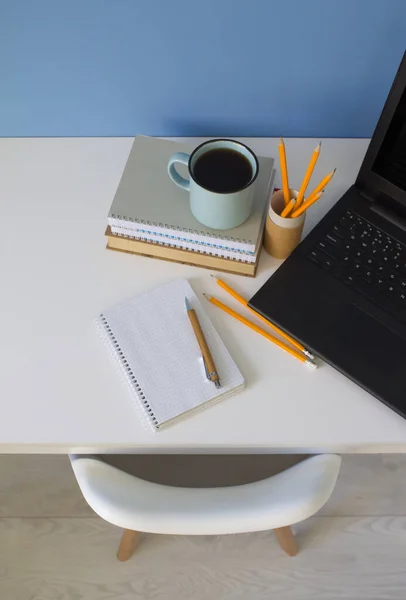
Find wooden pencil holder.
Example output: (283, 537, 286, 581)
(263, 189, 306, 259)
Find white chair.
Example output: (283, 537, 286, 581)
(70, 454, 341, 561)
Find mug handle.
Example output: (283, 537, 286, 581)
(168, 152, 190, 191)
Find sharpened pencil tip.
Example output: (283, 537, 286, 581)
(203, 293, 210, 300)
(185, 297, 192, 311)
(210, 274, 218, 280)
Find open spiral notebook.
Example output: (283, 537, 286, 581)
(96, 278, 245, 431)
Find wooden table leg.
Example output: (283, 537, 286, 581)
(117, 529, 142, 561)
(273, 526, 298, 556)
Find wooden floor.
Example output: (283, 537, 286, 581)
(0, 454, 406, 599)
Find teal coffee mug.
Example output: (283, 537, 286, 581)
(168, 139, 259, 230)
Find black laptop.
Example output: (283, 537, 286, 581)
(249, 51, 406, 418)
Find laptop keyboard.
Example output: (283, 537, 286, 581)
(308, 209, 406, 322)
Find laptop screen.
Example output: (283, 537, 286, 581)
(372, 84, 406, 192)
(357, 51, 406, 208)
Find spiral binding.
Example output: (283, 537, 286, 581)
(112, 230, 255, 263)
(97, 314, 159, 430)
(114, 228, 255, 257)
(109, 213, 251, 244)
(110, 213, 251, 244)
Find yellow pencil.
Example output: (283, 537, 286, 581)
(302, 186, 322, 206)
(291, 192, 323, 218)
(203, 294, 317, 369)
(278, 137, 290, 207)
(302, 168, 336, 207)
(210, 275, 314, 358)
(295, 142, 321, 207)
(280, 198, 296, 218)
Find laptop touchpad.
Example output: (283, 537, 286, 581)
(329, 304, 406, 375)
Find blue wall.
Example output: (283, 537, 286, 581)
(0, 0, 405, 138)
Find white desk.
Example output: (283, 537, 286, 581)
(2, 136, 406, 454)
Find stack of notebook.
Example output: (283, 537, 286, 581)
(106, 136, 275, 276)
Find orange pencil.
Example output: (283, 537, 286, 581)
(203, 294, 317, 369)
(303, 168, 336, 206)
(302, 186, 322, 206)
(210, 275, 314, 358)
(281, 198, 296, 218)
(278, 137, 290, 207)
(291, 192, 323, 218)
(295, 142, 321, 207)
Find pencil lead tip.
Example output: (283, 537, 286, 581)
(185, 297, 192, 311)
(318, 140, 322, 148)
(210, 274, 217, 280)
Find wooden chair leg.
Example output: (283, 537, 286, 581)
(273, 526, 298, 556)
(117, 529, 142, 561)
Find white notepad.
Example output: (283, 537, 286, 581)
(96, 279, 245, 431)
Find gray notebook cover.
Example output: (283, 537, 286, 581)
(108, 136, 274, 248)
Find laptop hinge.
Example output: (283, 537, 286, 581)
(359, 186, 406, 233)
(358, 187, 375, 203)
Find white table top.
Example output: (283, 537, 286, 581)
(2, 136, 406, 454)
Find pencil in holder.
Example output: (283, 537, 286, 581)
(263, 189, 306, 259)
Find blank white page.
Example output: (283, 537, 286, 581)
(96, 278, 244, 430)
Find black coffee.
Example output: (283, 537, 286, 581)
(193, 148, 253, 193)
